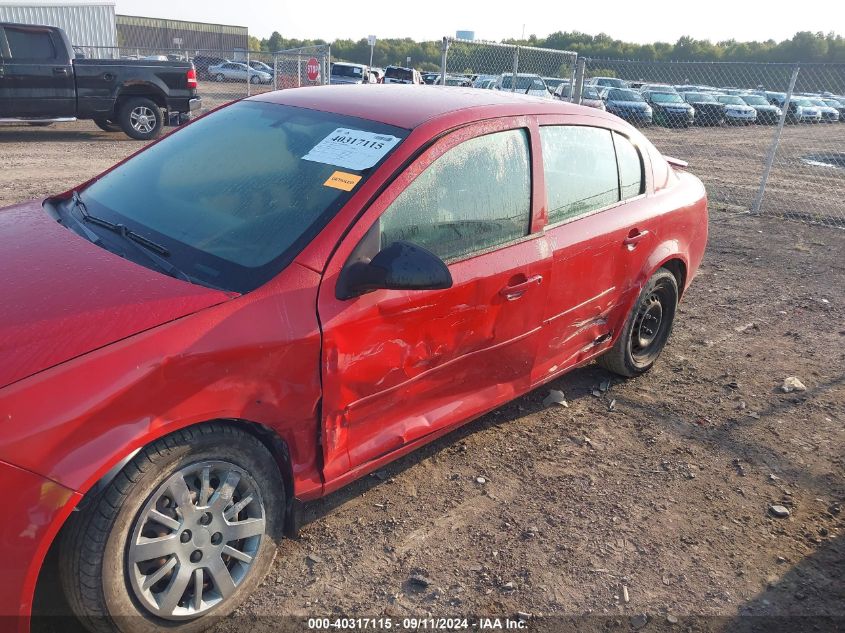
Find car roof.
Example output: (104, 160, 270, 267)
(250, 84, 611, 129)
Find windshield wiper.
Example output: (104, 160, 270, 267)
(68, 190, 192, 284)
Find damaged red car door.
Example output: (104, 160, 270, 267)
(318, 119, 550, 476)
(532, 120, 657, 383)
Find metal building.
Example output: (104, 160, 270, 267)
(0, 1, 116, 47)
(116, 15, 248, 53)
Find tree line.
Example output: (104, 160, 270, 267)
(248, 30, 845, 67)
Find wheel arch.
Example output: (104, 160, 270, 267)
(661, 257, 688, 299)
(115, 84, 168, 111)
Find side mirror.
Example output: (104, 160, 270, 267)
(336, 241, 452, 300)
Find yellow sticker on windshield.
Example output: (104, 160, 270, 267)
(324, 171, 362, 191)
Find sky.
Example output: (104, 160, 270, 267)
(114, 0, 844, 43)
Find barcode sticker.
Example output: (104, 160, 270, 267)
(302, 128, 402, 170)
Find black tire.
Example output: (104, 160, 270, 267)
(249, 75, 259, 85)
(117, 97, 163, 141)
(59, 423, 284, 633)
(94, 118, 122, 133)
(598, 268, 679, 378)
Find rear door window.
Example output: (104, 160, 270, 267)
(4, 26, 56, 60)
(541, 126, 620, 223)
(380, 129, 532, 261)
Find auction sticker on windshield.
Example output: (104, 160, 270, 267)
(324, 170, 363, 191)
(302, 128, 402, 170)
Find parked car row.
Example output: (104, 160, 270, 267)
(582, 77, 845, 127)
(330, 63, 421, 85)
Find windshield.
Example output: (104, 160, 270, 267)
(717, 96, 745, 105)
(651, 92, 683, 103)
(78, 102, 408, 293)
(595, 78, 624, 88)
(824, 99, 843, 107)
(810, 99, 827, 107)
(332, 64, 363, 77)
(685, 93, 718, 103)
(607, 89, 644, 102)
(500, 75, 541, 90)
(385, 67, 413, 80)
(582, 86, 600, 100)
(741, 95, 768, 106)
(793, 98, 814, 106)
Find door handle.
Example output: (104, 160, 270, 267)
(52, 67, 69, 75)
(499, 274, 543, 301)
(623, 229, 650, 247)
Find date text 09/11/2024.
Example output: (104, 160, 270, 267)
(306, 617, 529, 630)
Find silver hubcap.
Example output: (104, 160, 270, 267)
(129, 106, 157, 133)
(127, 461, 265, 620)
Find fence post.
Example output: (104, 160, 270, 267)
(440, 37, 449, 86)
(569, 54, 578, 100)
(511, 46, 520, 92)
(573, 57, 586, 105)
(325, 46, 331, 85)
(751, 64, 799, 214)
(246, 49, 251, 97)
(274, 53, 278, 91)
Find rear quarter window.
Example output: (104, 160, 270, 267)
(613, 133, 645, 200)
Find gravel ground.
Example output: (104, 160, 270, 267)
(3, 114, 842, 633)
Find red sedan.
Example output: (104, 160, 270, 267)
(0, 85, 707, 632)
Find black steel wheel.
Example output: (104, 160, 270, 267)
(598, 268, 679, 377)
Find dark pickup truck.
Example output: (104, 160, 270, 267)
(0, 22, 201, 139)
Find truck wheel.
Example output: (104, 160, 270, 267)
(597, 268, 678, 378)
(59, 424, 284, 633)
(118, 97, 163, 141)
(94, 118, 121, 133)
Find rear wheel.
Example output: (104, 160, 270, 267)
(598, 268, 678, 378)
(118, 97, 163, 141)
(59, 424, 284, 633)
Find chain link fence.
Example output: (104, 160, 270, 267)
(69, 29, 844, 229)
(580, 58, 845, 227)
(440, 37, 577, 92)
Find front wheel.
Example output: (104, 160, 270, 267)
(118, 97, 163, 141)
(598, 268, 679, 377)
(59, 424, 284, 633)
(94, 118, 121, 133)
(249, 75, 259, 85)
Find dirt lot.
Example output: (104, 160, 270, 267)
(2, 117, 843, 632)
